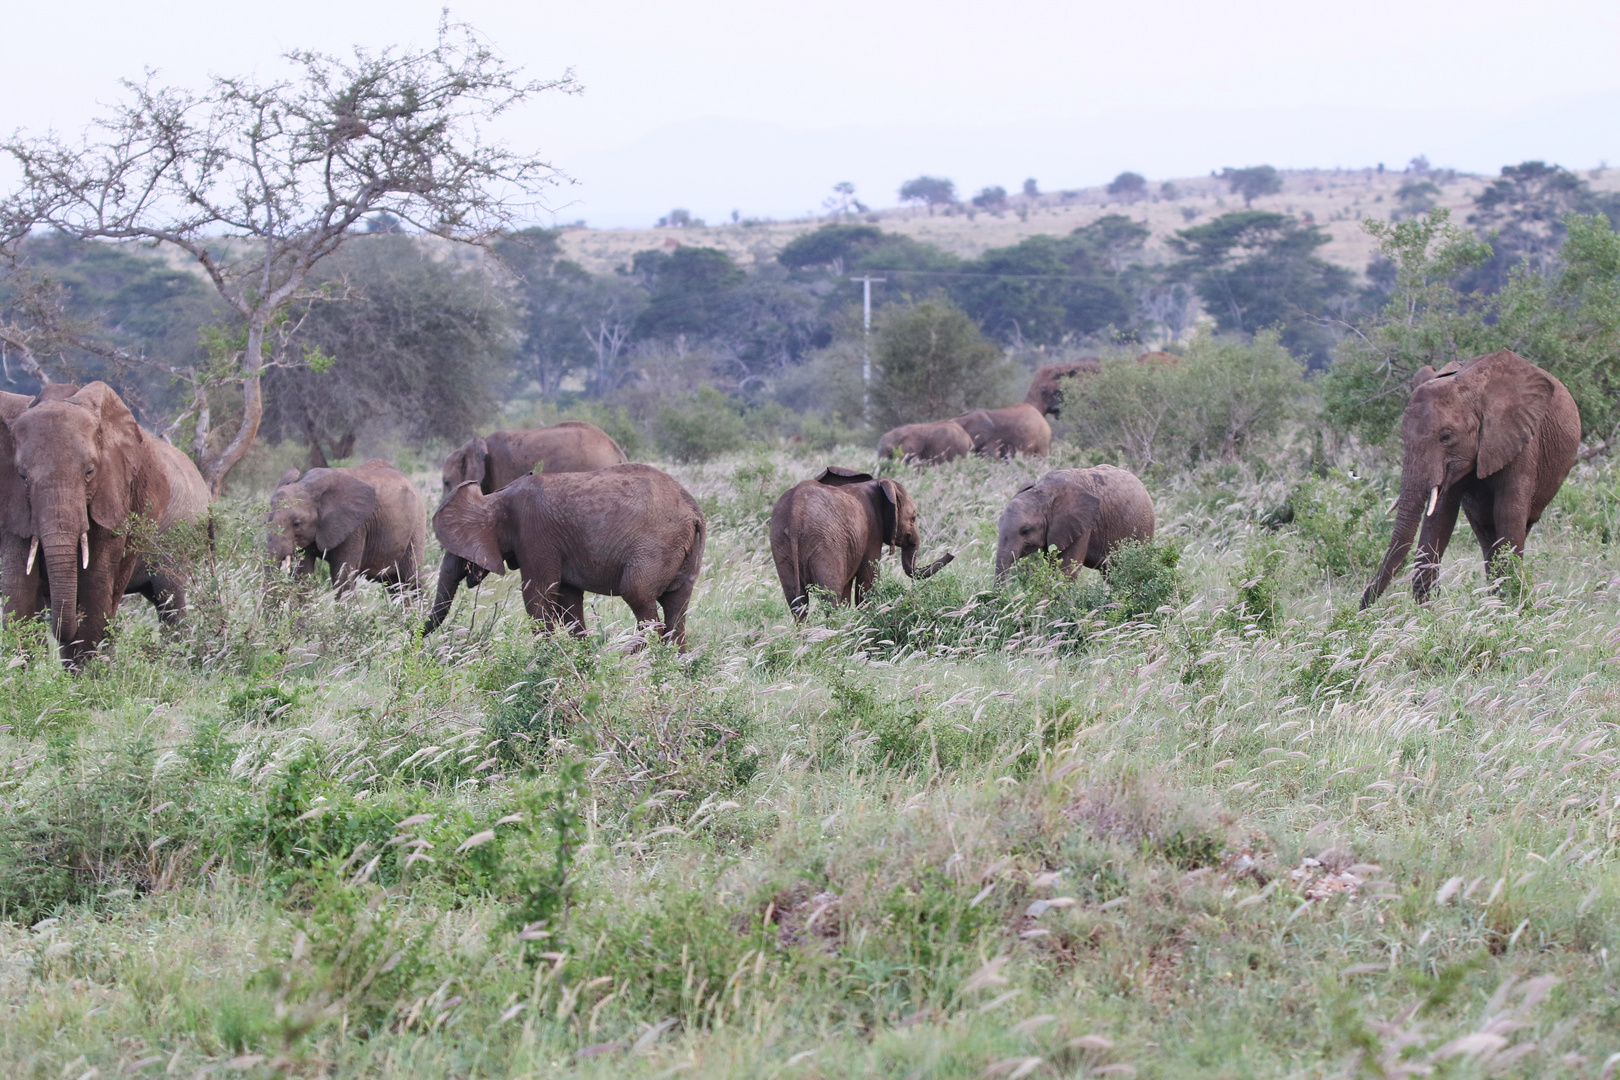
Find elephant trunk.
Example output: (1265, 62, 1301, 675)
(44, 536, 81, 654)
(994, 542, 1016, 585)
(900, 543, 917, 578)
(422, 552, 469, 635)
(1361, 479, 1428, 609)
(913, 552, 954, 580)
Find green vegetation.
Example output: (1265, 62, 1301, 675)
(869, 297, 1015, 427)
(0, 436, 1613, 1078)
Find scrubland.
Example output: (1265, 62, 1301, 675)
(0, 434, 1617, 1079)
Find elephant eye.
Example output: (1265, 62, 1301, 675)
(1439, 429, 1453, 442)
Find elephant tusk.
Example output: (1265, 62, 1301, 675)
(1387, 496, 1399, 518)
(25, 537, 36, 576)
(80, 532, 89, 569)
(1425, 486, 1439, 518)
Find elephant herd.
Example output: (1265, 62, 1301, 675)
(0, 348, 1583, 666)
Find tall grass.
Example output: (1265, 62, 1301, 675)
(0, 434, 1614, 1078)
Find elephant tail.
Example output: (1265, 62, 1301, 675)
(682, 514, 707, 584)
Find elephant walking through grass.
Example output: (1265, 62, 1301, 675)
(770, 466, 952, 618)
(267, 461, 427, 595)
(1361, 349, 1579, 608)
(427, 464, 705, 648)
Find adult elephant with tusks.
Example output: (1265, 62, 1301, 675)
(995, 465, 1154, 583)
(1361, 349, 1579, 609)
(0, 382, 210, 666)
(267, 461, 426, 595)
(425, 464, 706, 649)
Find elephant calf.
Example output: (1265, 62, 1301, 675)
(995, 465, 1154, 582)
(428, 463, 706, 648)
(268, 461, 426, 595)
(876, 421, 974, 465)
(770, 466, 952, 618)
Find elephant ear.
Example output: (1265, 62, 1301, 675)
(433, 481, 506, 574)
(1409, 365, 1437, 390)
(877, 479, 904, 546)
(1045, 480, 1103, 555)
(816, 466, 874, 487)
(276, 468, 302, 489)
(0, 393, 31, 536)
(71, 382, 157, 529)
(1467, 350, 1556, 479)
(313, 470, 379, 552)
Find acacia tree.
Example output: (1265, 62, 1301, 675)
(1, 19, 574, 494)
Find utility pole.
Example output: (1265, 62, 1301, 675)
(852, 274, 884, 421)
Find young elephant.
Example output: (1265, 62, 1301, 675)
(770, 466, 953, 618)
(267, 461, 426, 594)
(995, 465, 1154, 582)
(427, 464, 706, 647)
(876, 421, 974, 464)
(1361, 349, 1580, 608)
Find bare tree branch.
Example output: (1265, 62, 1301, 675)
(2, 16, 576, 494)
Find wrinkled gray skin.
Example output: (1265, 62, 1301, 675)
(268, 461, 426, 595)
(876, 421, 974, 464)
(427, 464, 705, 648)
(433, 422, 627, 633)
(1361, 349, 1580, 608)
(995, 465, 1155, 582)
(439, 423, 627, 501)
(769, 466, 953, 619)
(0, 382, 210, 666)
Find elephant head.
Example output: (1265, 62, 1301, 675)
(5, 382, 163, 651)
(441, 436, 490, 502)
(1362, 350, 1557, 606)
(995, 478, 1102, 582)
(266, 468, 378, 565)
(1025, 360, 1099, 417)
(423, 481, 508, 634)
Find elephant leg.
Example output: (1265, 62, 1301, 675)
(1460, 492, 1502, 570)
(137, 566, 187, 628)
(658, 578, 696, 650)
(555, 584, 587, 636)
(852, 558, 877, 605)
(72, 537, 131, 664)
(327, 535, 369, 597)
(1, 533, 42, 623)
(519, 558, 569, 633)
(1411, 489, 1462, 603)
(1488, 471, 1536, 559)
(1062, 531, 1097, 578)
(617, 569, 666, 642)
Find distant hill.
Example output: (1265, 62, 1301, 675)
(559, 165, 1620, 278)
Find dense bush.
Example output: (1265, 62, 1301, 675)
(1066, 332, 1305, 468)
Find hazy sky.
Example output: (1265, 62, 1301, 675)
(4, 0, 1618, 227)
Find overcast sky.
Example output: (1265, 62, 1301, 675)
(4, 0, 1618, 227)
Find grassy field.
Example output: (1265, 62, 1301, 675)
(0, 433, 1617, 1079)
